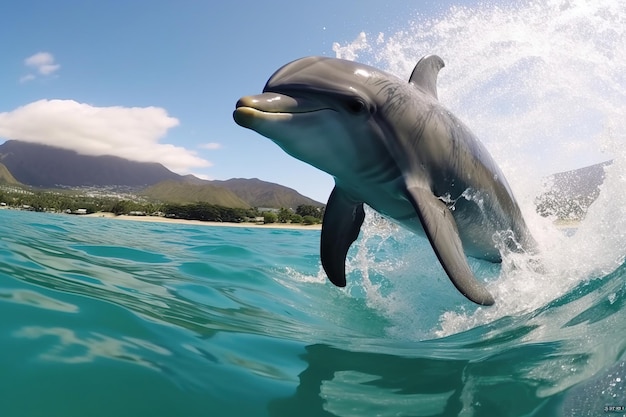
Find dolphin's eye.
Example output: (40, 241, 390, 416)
(345, 98, 367, 114)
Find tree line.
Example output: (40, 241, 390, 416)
(162, 203, 324, 224)
(0, 187, 324, 224)
(0, 188, 125, 214)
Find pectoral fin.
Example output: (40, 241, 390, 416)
(321, 186, 365, 287)
(406, 185, 495, 305)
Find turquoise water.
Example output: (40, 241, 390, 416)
(1, 1, 625, 415)
(1, 208, 625, 416)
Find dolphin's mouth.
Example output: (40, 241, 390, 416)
(235, 92, 328, 114)
(234, 92, 331, 128)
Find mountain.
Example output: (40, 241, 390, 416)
(0, 140, 608, 215)
(536, 161, 610, 219)
(0, 162, 20, 185)
(0, 140, 180, 188)
(0, 140, 323, 208)
(143, 177, 323, 208)
(140, 180, 250, 208)
(212, 178, 324, 208)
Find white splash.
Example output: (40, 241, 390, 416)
(332, 0, 626, 338)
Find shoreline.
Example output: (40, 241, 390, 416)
(3, 207, 580, 231)
(84, 212, 322, 230)
(552, 219, 581, 229)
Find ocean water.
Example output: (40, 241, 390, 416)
(1, 205, 625, 417)
(3, 0, 626, 415)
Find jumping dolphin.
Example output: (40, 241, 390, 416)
(234, 55, 536, 305)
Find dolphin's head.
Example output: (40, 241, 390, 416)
(234, 57, 397, 178)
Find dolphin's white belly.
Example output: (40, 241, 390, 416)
(344, 175, 502, 261)
(340, 175, 427, 236)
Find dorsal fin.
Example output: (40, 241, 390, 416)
(408, 55, 445, 100)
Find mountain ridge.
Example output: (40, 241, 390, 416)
(210, 177, 322, 208)
(0, 140, 179, 187)
(536, 161, 610, 220)
(0, 140, 323, 208)
(140, 180, 251, 208)
(0, 162, 21, 185)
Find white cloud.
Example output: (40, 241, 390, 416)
(25, 52, 54, 66)
(191, 173, 213, 180)
(25, 52, 60, 75)
(199, 142, 222, 150)
(19, 74, 36, 83)
(21, 52, 60, 82)
(38, 63, 61, 75)
(0, 99, 211, 173)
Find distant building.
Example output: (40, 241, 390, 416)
(75, 208, 88, 215)
(257, 207, 280, 213)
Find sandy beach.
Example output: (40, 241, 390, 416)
(84, 212, 322, 230)
(552, 219, 581, 229)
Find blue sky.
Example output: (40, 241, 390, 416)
(0, 0, 479, 203)
(8, 0, 619, 209)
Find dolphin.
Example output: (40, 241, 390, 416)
(234, 55, 537, 305)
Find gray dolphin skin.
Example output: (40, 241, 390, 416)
(233, 55, 537, 305)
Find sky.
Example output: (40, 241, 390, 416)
(0, 0, 479, 203)
(2, 0, 617, 205)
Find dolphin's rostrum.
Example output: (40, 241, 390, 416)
(234, 55, 537, 305)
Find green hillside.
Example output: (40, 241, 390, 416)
(212, 178, 324, 208)
(141, 180, 250, 208)
(0, 162, 20, 185)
